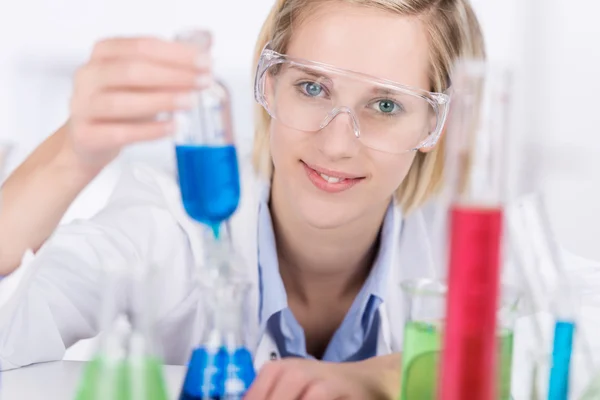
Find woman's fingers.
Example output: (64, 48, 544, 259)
(80, 90, 195, 120)
(65, 34, 212, 167)
(90, 37, 207, 70)
(70, 119, 174, 152)
(75, 61, 207, 94)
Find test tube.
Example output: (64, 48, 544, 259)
(439, 60, 511, 400)
(509, 194, 596, 399)
(173, 29, 240, 240)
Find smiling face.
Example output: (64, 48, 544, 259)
(269, 1, 432, 228)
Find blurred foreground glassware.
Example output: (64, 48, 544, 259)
(173, 29, 240, 240)
(437, 59, 512, 400)
(508, 193, 596, 400)
(398, 278, 519, 400)
(178, 249, 255, 400)
(73, 263, 169, 400)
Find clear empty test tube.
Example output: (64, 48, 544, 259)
(439, 60, 512, 400)
(173, 29, 241, 240)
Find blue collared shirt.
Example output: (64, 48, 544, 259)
(257, 188, 398, 362)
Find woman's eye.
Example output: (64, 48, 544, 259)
(377, 99, 399, 114)
(302, 82, 323, 97)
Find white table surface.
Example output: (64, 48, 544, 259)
(0, 361, 186, 400)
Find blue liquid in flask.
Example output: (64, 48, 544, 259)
(176, 144, 240, 238)
(179, 346, 255, 400)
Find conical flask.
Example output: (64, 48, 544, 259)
(179, 246, 255, 400)
(127, 263, 169, 400)
(73, 264, 130, 400)
(73, 262, 170, 400)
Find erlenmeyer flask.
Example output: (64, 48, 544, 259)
(73, 264, 129, 400)
(179, 252, 255, 400)
(218, 280, 255, 399)
(173, 29, 240, 239)
(128, 263, 169, 400)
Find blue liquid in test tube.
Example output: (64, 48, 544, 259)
(173, 29, 240, 239)
(548, 320, 575, 400)
(174, 29, 254, 400)
(176, 144, 240, 239)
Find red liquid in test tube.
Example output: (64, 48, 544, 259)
(441, 206, 503, 400)
(438, 60, 511, 400)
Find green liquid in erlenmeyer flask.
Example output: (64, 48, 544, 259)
(74, 354, 169, 400)
(129, 355, 170, 400)
(74, 355, 127, 400)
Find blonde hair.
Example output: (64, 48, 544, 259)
(251, 0, 485, 213)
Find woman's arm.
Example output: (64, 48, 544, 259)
(0, 125, 101, 274)
(0, 36, 207, 276)
(0, 164, 196, 371)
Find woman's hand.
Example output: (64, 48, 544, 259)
(67, 36, 209, 169)
(245, 355, 401, 400)
(0, 35, 210, 273)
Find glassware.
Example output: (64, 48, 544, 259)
(74, 265, 130, 400)
(508, 193, 596, 400)
(174, 29, 240, 240)
(438, 59, 512, 400)
(127, 263, 169, 400)
(529, 347, 600, 400)
(399, 279, 520, 400)
(73, 263, 169, 400)
(178, 252, 255, 400)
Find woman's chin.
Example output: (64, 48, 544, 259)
(296, 199, 359, 230)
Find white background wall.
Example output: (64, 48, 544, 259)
(1, 0, 600, 388)
(2, 0, 599, 256)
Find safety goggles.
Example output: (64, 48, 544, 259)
(254, 43, 451, 154)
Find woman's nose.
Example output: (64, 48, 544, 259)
(316, 107, 362, 159)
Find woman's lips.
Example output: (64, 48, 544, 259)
(302, 162, 364, 193)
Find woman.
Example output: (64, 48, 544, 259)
(0, 0, 484, 398)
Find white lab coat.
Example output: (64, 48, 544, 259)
(0, 161, 441, 372)
(3, 160, 600, 399)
